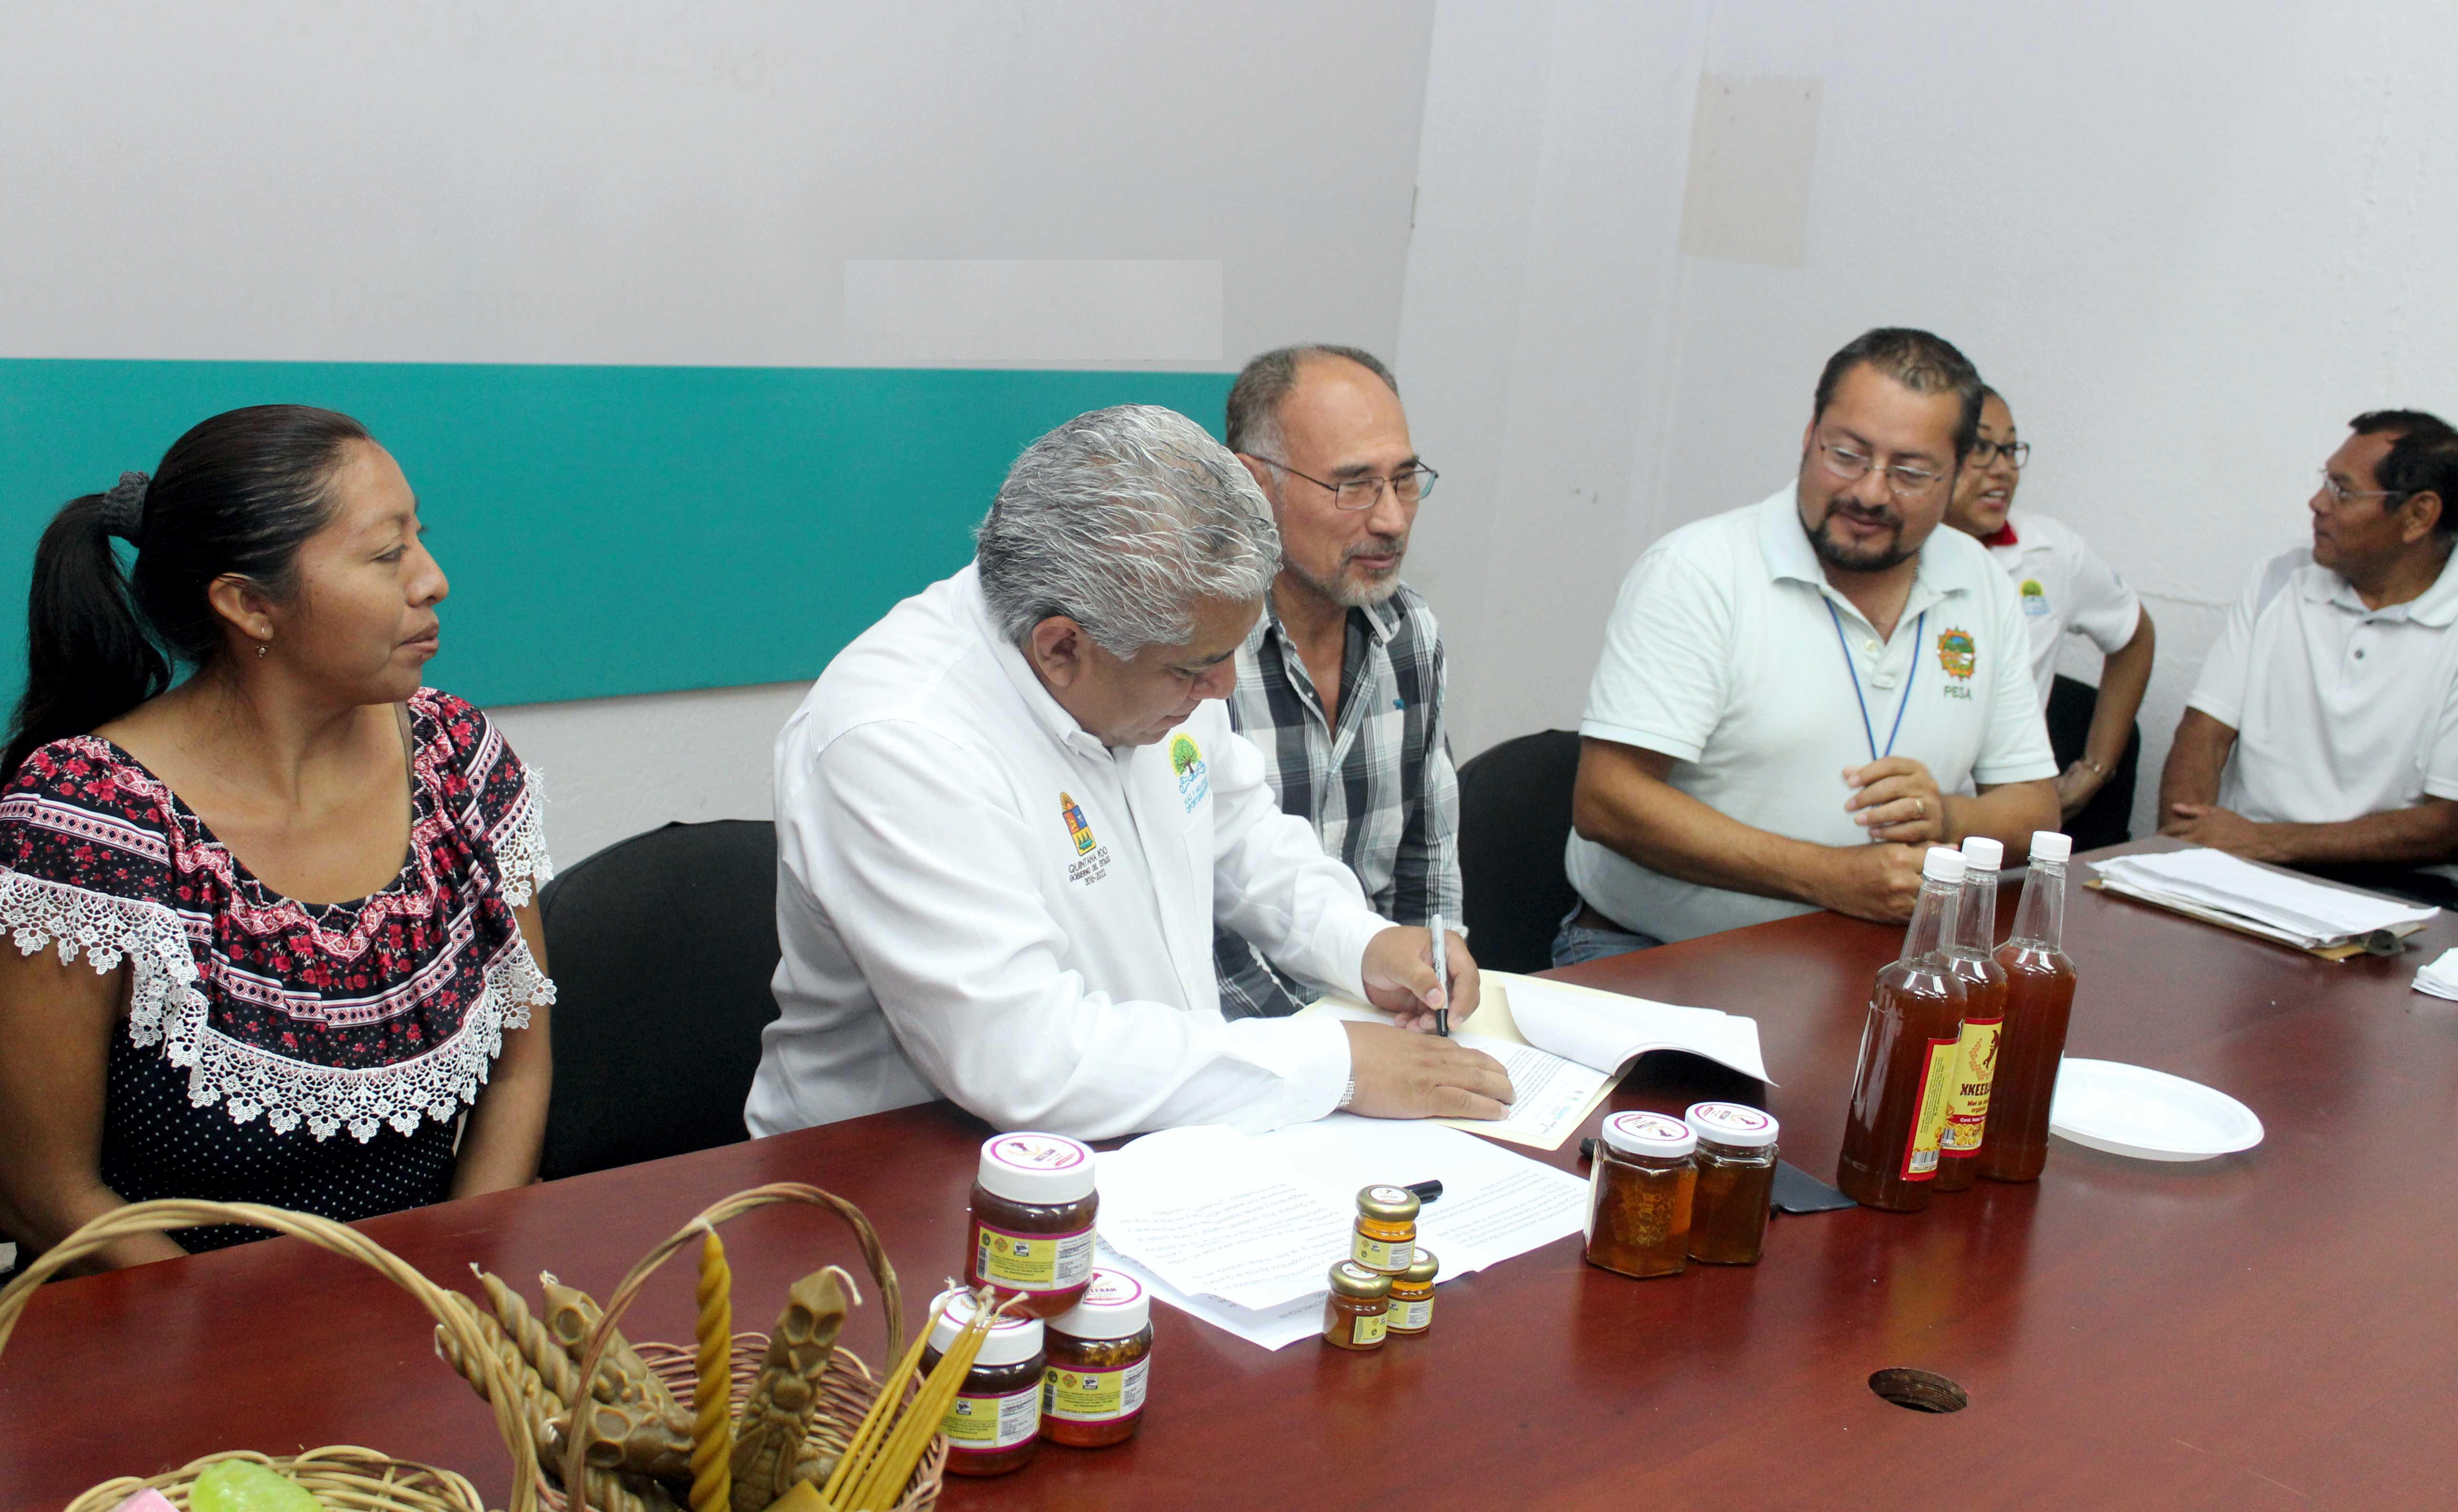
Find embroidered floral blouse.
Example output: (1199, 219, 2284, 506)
(0, 688, 554, 1247)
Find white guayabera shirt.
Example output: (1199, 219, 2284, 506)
(746, 564, 1388, 1143)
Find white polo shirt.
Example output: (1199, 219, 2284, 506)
(2186, 544, 2458, 830)
(1567, 485, 2057, 943)
(746, 564, 1382, 1143)
(1979, 512, 2144, 708)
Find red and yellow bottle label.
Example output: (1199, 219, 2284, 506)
(1900, 1037, 1961, 1179)
(1940, 1018, 2003, 1156)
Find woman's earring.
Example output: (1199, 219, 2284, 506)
(256, 641, 269, 659)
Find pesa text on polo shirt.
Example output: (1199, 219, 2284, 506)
(1566, 486, 2057, 943)
(2186, 544, 2458, 828)
(746, 564, 1384, 1143)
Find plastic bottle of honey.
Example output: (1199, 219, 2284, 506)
(1836, 846, 1969, 1212)
(1933, 835, 2009, 1192)
(1979, 832, 2078, 1183)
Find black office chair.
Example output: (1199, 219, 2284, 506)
(2046, 675, 2140, 853)
(1455, 730, 1584, 974)
(536, 819, 782, 1180)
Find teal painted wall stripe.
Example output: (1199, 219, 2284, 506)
(0, 360, 1238, 711)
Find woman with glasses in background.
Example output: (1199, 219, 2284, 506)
(1943, 386, 2157, 851)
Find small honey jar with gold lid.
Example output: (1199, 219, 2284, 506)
(1385, 1249, 1439, 1335)
(1350, 1184, 1419, 1274)
(1321, 1260, 1394, 1351)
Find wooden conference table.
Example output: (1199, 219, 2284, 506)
(4, 839, 2453, 1509)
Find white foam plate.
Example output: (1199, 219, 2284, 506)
(2047, 1058, 2264, 1162)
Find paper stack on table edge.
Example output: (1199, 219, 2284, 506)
(2414, 948, 2458, 1000)
(2092, 847, 2438, 951)
(1093, 1115, 1589, 1349)
(1301, 970, 1772, 1151)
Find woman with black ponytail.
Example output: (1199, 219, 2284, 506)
(0, 406, 554, 1272)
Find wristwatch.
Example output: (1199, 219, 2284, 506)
(1337, 1076, 1357, 1111)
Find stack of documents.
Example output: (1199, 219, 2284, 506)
(2414, 948, 2458, 1000)
(1093, 1116, 1588, 1350)
(1305, 971, 1772, 1150)
(2092, 848, 2438, 950)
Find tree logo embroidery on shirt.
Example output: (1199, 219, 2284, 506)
(2019, 579, 2051, 617)
(1060, 791, 1096, 854)
(1935, 627, 1978, 680)
(1170, 734, 1210, 813)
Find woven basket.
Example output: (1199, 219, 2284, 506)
(550, 1182, 945, 1512)
(0, 1199, 537, 1512)
(0, 1185, 944, 1512)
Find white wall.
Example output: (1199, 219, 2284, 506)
(2, 0, 1433, 369)
(28, 1, 2454, 862)
(1402, 0, 2458, 839)
(486, 683, 809, 868)
(2, 0, 1439, 868)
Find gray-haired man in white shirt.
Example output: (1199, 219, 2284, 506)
(748, 405, 1509, 1141)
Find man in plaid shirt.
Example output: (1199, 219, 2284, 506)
(1212, 345, 1469, 1018)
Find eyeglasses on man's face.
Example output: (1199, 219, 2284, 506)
(1969, 437, 2030, 469)
(1248, 456, 1439, 511)
(1814, 437, 1947, 499)
(2315, 470, 2406, 508)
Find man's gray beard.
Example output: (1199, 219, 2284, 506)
(1288, 547, 1406, 609)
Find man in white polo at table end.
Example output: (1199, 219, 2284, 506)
(1557, 327, 2061, 962)
(2160, 408, 2458, 906)
(747, 404, 1512, 1142)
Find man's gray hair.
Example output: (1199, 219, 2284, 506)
(1224, 344, 1399, 460)
(977, 404, 1281, 656)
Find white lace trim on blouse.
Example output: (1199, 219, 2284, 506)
(495, 766, 555, 909)
(0, 869, 556, 1144)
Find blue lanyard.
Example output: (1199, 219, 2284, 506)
(1825, 600, 1923, 764)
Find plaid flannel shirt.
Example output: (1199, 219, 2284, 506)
(1213, 582, 1462, 1018)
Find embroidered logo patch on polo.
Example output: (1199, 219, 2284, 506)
(1060, 790, 1096, 854)
(2019, 579, 2050, 617)
(1170, 733, 1210, 813)
(1060, 790, 1112, 885)
(1936, 627, 1978, 680)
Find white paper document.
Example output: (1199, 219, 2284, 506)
(1501, 974, 1773, 1084)
(1094, 1115, 1588, 1345)
(1093, 1240, 1331, 1352)
(2093, 848, 2438, 950)
(2415, 947, 2458, 1000)
(1299, 972, 1771, 1150)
